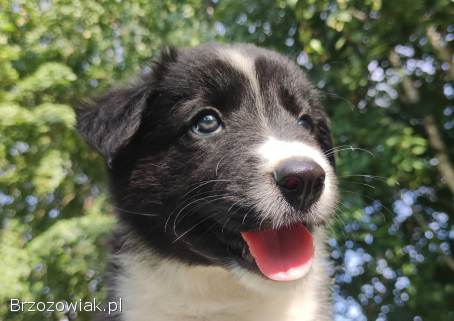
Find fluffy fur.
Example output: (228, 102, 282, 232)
(77, 43, 338, 321)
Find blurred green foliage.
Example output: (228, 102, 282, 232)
(0, 1, 453, 320)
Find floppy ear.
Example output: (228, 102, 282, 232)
(76, 46, 179, 163)
(76, 84, 150, 163)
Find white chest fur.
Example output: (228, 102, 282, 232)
(112, 230, 331, 321)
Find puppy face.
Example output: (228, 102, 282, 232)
(77, 43, 337, 282)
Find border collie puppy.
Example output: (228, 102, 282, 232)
(77, 43, 337, 321)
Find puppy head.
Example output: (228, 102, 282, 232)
(77, 43, 337, 283)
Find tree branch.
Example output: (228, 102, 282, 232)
(389, 49, 454, 195)
(426, 25, 454, 81)
(423, 115, 454, 194)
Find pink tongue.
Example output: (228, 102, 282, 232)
(241, 224, 314, 282)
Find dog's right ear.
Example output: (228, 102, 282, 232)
(75, 84, 150, 165)
(76, 46, 178, 165)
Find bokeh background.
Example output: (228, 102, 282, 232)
(1, 0, 453, 320)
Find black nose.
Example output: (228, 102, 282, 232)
(273, 158, 326, 209)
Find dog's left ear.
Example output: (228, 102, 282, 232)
(76, 84, 150, 164)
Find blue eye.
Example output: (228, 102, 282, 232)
(192, 113, 223, 135)
(298, 115, 314, 132)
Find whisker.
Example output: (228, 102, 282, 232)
(226, 199, 244, 215)
(340, 190, 391, 222)
(181, 179, 232, 199)
(173, 210, 226, 243)
(172, 195, 236, 235)
(340, 174, 397, 185)
(186, 244, 224, 263)
(325, 146, 375, 158)
(221, 202, 255, 233)
(323, 144, 358, 155)
(110, 205, 159, 217)
(165, 193, 227, 232)
(242, 206, 255, 225)
(321, 90, 356, 111)
(165, 188, 233, 231)
(215, 155, 228, 177)
(339, 180, 377, 190)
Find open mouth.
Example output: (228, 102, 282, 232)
(188, 203, 318, 282)
(214, 216, 315, 282)
(240, 223, 314, 281)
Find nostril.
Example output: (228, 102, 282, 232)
(278, 176, 302, 191)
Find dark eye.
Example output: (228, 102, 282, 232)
(192, 112, 223, 135)
(298, 115, 314, 132)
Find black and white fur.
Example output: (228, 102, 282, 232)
(77, 43, 338, 321)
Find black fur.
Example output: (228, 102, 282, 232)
(77, 44, 336, 317)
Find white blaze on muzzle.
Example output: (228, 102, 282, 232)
(256, 137, 330, 173)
